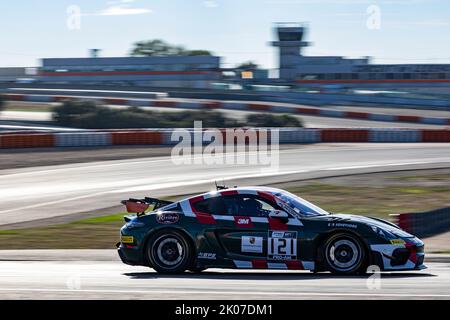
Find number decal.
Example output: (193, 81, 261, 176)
(268, 231, 297, 260)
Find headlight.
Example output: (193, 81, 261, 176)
(370, 225, 397, 239)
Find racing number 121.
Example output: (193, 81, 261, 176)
(268, 231, 297, 260)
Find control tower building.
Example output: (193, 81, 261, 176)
(271, 23, 310, 81)
(271, 23, 371, 85)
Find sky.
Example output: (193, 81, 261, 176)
(0, 0, 449, 69)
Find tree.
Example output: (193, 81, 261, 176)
(130, 39, 212, 56)
(236, 61, 259, 71)
(185, 50, 212, 56)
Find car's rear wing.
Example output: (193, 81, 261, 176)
(121, 197, 174, 215)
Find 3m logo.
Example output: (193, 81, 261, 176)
(234, 216, 254, 228)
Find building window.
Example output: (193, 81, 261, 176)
(341, 73, 352, 80)
(359, 73, 369, 80)
(278, 32, 303, 42)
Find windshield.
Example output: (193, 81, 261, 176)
(273, 191, 329, 217)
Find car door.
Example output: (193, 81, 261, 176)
(190, 194, 268, 261)
(212, 194, 302, 264)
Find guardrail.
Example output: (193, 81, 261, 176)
(260, 91, 450, 110)
(393, 207, 450, 238)
(1, 128, 449, 149)
(1, 93, 450, 126)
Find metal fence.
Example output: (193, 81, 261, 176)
(395, 207, 450, 238)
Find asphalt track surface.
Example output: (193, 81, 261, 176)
(1, 143, 450, 228)
(0, 250, 448, 300)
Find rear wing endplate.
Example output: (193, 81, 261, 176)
(121, 197, 174, 215)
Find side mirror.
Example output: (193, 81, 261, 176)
(269, 210, 289, 223)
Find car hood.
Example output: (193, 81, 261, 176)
(311, 213, 414, 238)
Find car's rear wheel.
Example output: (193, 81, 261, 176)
(322, 233, 366, 275)
(146, 230, 193, 274)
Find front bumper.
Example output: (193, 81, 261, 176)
(371, 240, 425, 271)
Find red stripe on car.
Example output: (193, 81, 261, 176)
(189, 196, 204, 206)
(195, 212, 216, 225)
(268, 217, 288, 230)
(220, 190, 239, 196)
(405, 243, 418, 264)
(252, 260, 268, 269)
(257, 191, 275, 203)
(285, 261, 304, 270)
(187, 196, 216, 224)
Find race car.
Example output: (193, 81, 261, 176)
(117, 186, 425, 274)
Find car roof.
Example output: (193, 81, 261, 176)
(183, 186, 285, 201)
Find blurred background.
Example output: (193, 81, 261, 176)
(0, 0, 449, 300)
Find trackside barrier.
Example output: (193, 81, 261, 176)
(55, 132, 111, 147)
(422, 129, 450, 142)
(0, 133, 54, 148)
(393, 207, 450, 238)
(279, 129, 321, 143)
(368, 129, 421, 142)
(260, 91, 450, 109)
(2, 93, 450, 126)
(111, 131, 163, 145)
(321, 129, 369, 143)
(1, 129, 450, 149)
(162, 129, 193, 146)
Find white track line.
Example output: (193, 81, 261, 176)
(1, 160, 450, 215)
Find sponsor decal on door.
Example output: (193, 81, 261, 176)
(241, 236, 263, 253)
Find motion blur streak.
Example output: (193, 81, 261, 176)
(0, 251, 448, 300)
(0, 143, 449, 227)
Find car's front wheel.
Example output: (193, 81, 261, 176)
(322, 233, 366, 275)
(146, 230, 193, 274)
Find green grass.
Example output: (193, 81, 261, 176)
(284, 183, 450, 217)
(393, 173, 450, 182)
(0, 181, 448, 250)
(0, 213, 127, 250)
(78, 214, 126, 224)
(3, 103, 54, 112)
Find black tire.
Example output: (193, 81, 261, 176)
(146, 229, 193, 274)
(322, 233, 366, 275)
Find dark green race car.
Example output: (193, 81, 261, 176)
(117, 186, 425, 274)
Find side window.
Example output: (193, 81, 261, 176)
(192, 197, 230, 215)
(192, 194, 283, 217)
(237, 196, 278, 217)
